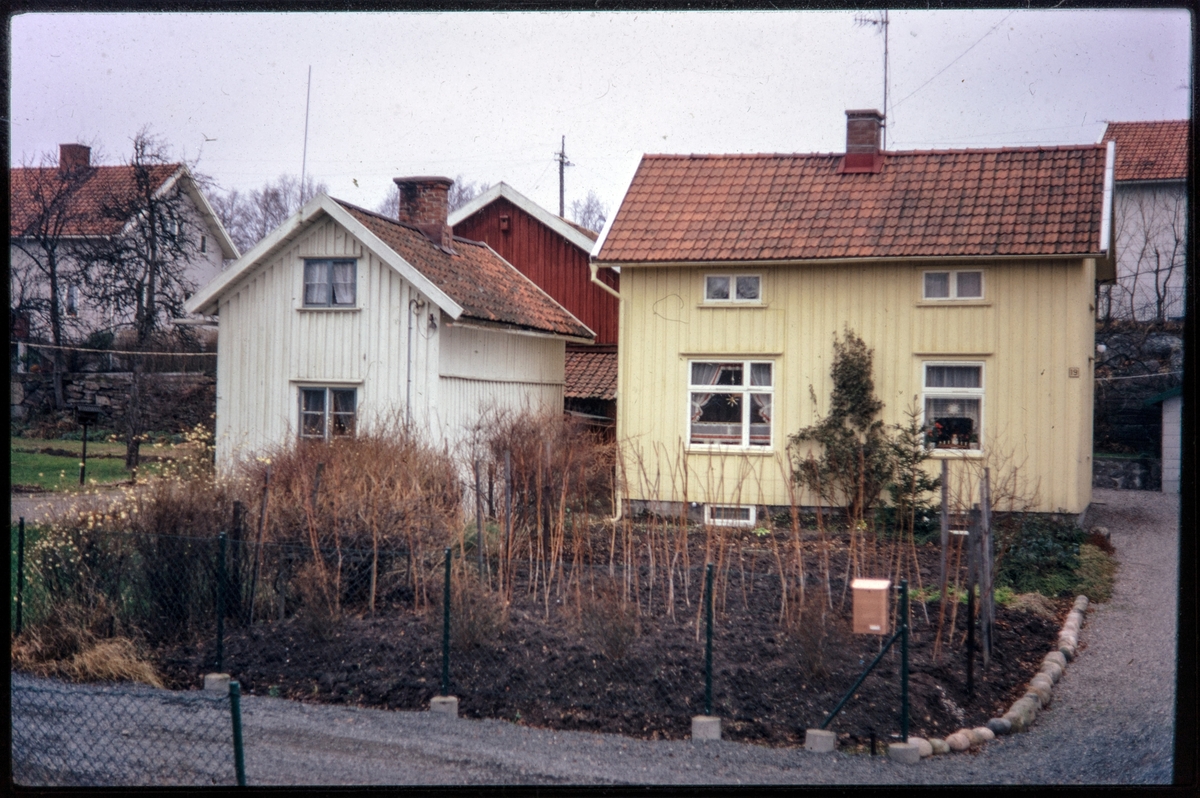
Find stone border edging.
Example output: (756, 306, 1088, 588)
(905, 594, 1089, 760)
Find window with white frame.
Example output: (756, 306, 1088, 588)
(705, 504, 757, 528)
(66, 285, 79, 317)
(923, 363, 983, 450)
(303, 259, 357, 307)
(299, 387, 357, 440)
(704, 274, 761, 303)
(923, 270, 983, 300)
(689, 360, 772, 447)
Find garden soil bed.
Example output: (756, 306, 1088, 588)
(154, 550, 1069, 749)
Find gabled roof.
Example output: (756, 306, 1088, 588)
(448, 182, 598, 252)
(1101, 120, 1190, 182)
(564, 348, 617, 400)
(186, 194, 593, 341)
(10, 163, 239, 259)
(595, 145, 1111, 264)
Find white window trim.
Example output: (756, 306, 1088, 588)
(297, 385, 358, 441)
(302, 258, 359, 308)
(922, 361, 985, 453)
(703, 273, 763, 305)
(686, 359, 774, 451)
(921, 269, 985, 301)
(705, 504, 757, 528)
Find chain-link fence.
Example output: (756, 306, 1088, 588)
(11, 674, 242, 787)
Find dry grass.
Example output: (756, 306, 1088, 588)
(12, 608, 163, 688)
(1005, 592, 1059, 620)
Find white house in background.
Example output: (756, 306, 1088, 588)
(1144, 386, 1182, 494)
(185, 177, 594, 470)
(10, 143, 239, 345)
(1099, 120, 1189, 321)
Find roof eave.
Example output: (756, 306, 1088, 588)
(448, 182, 598, 254)
(594, 251, 1107, 269)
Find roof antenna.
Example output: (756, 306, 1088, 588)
(854, 10, 889, 149)
(300, 65, 312, 204)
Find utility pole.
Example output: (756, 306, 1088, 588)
(555, 135, 573, 217)
(300, 66, 312, 204)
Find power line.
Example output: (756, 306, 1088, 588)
(891, 10, 1016, 113)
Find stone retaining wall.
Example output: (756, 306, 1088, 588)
(11, 372, 215, 433)
(1092, 455, 1161, 491)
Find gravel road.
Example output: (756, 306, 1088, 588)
(10, 487, 1178, 785)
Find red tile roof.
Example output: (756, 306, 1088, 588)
(339, 201, 593, 340)
(564, 348, 617, 400)
(1101, 120, 1190, 182)
(10, 164, 181, 238)
(595, 146, 1108, 263)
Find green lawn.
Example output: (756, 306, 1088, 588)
(10, 438, 188, 491)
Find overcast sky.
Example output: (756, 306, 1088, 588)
(10, 9, 1192, 221)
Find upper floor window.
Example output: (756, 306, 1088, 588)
(923, 362, 983, 450)
(66, 285, 79, 317)
(705, 274, 761, 303)
(689, 360, 772, 448)
(304, 259, 357, 307)
(923, 270, 983, 300)
(200, 235, 207, 253)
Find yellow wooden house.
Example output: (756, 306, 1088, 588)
(592, 110, 1115, 521)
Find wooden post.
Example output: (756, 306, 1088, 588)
(980, 468, 993, 664)
(939, 459, 949, 595)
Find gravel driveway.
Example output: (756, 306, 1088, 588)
(11, 488, 1178, 785)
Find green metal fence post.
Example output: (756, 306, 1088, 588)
(442, 546, 451, 696)
(16, 517, 25, 636)
(229, 680, 246, 786)
(217, 532, 227, 673)
(900, 577, 909, 743)
(704, 562, 714, 716)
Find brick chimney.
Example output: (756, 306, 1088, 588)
(394, 176, 454, 250)
(841, 109, 884, 173)
(59, 144, 91, 175)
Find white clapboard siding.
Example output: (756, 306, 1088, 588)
(214, 213, 565, 470)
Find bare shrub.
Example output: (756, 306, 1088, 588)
(793, 589, 848, 680)
(580, 579, 640, 660)
(449, 566, 509, 650)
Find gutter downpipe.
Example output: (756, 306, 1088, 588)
(589, 258, 623, 523)
(1100, 140, 1115, 255)
(406, 293, 419, 429)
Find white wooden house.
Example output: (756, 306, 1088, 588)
(185, 177, 594, 470)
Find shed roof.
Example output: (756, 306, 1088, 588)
(564, 347, 618, 400)
(594, 145, 1110, 264)
(448, 182, 598, 252)
(1101, 120, 1190, 182)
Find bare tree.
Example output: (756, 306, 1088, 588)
(212, 174, 329, 253)
(570, 190, 608, 233)
(9, 149, 102, 405)
(375, 174, 490, 218)
(75, 127, 204, 468)
(1106, 184, 1187, 322)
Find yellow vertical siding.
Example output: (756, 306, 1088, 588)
(618, 259, 1094, 515)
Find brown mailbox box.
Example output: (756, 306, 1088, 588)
(851, 578, 891, 635)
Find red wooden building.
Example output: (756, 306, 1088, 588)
(450, 183, 619, 429)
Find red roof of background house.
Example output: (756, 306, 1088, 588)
(1101, 120, 1190, 182)
(564, 347, 618, 400)
(10, 164, 181, 238)
(595, 146, 1109, 263)
(339, 201, 593, 340)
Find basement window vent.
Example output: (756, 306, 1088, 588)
(705, 504, 756, 528)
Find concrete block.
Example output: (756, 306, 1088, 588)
(804, 728, 836, 753)
(888, 742, 920, 764)
(987, 717, 1013, 736)
(203, 673, 230, 693)
(691, 715, 721, 741)
(907, 737, 933, 758)
(430, 695, 458, 719)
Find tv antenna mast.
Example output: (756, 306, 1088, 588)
(854, 10, 890, 149)
(555, 135, 573, 217)
(300, 66, 312, 204)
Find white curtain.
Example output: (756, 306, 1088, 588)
(332, 262, 356, 305)
(690, 362, 723, 421)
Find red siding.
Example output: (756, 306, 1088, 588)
(453, 198, 619, 345)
